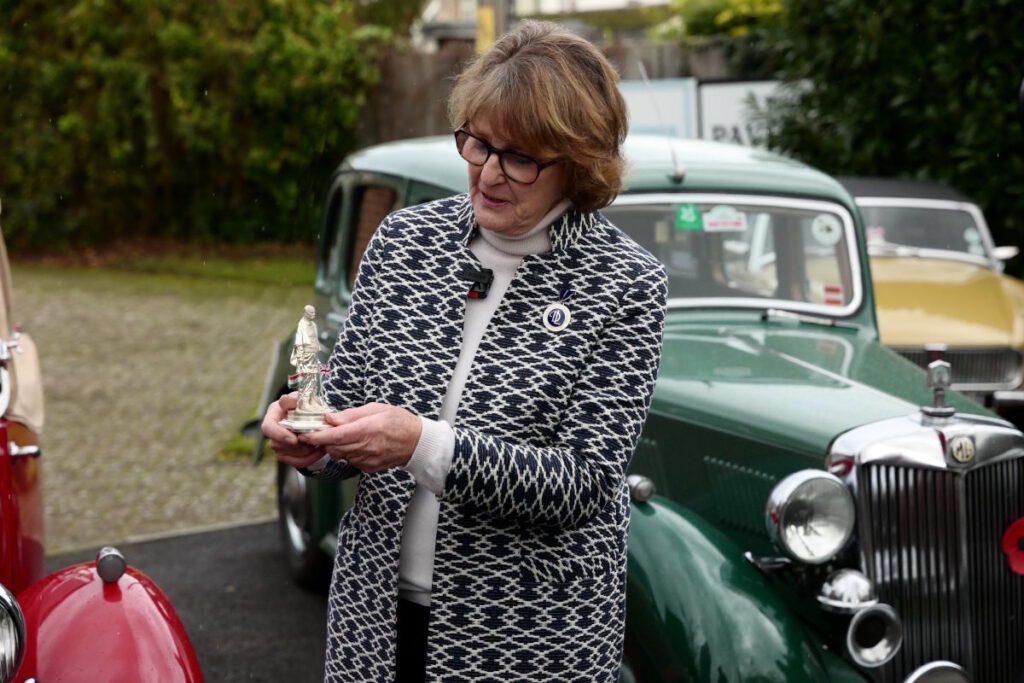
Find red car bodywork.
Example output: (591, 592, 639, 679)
(0, 420, 44, 595)
(0, 419, 203, 682)
(16, 564, 202, 681)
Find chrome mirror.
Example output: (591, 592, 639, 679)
(993, 245, 1020, 261)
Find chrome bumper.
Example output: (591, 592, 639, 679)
(993, 390, 1024, 407)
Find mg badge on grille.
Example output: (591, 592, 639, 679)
(949, 435, 975, 464)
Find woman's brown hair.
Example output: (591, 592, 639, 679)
(448, 21, 628, 212)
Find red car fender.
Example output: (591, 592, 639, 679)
(15, 562, 203, 682)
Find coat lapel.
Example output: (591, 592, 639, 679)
(390, 195, 595, 422)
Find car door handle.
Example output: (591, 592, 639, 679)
(9, 442, 41, 460)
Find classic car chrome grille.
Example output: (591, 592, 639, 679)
(859, 461, 1024, 682)
(894, 347, 1022, 390)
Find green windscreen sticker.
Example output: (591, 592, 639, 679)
(675, 203, 702, 231)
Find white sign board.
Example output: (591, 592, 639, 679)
(698, 80, 781, 148)
(619, 78, 699, 139)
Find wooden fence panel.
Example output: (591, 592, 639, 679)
(354, 39, 728, 150)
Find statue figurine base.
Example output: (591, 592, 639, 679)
(281, 409, 329, 433)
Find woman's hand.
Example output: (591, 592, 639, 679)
(262, 392, 327, 469)
(299, 403, 422, 474)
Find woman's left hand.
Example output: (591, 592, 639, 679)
(298, 403, 422, 473)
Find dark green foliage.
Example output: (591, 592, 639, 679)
(355, 0, 423, 36)
(678, 0, 783, 38)
(647, 0, 784, 82)
(0, 0, 390, 249)
(763, 0, 1024, 269)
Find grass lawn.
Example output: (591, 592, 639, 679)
(11, 253, 313, 553)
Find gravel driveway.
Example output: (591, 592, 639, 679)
(12, 264, 307, 553)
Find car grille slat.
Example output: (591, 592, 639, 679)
(966, 458, 1024, 680)
(860, 461, 1024, 682)
(894, 347, 1022, 389)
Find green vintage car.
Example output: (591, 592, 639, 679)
(255, 134, 1024, 682)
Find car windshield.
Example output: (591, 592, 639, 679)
(603, 194, 861, 316)
(857, 203, 992, 262)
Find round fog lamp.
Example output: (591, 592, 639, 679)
(818, 569, 878, 614)
(766, 470, 855, 564)
(0, 584, 26, 682)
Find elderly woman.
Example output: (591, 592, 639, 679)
(263, 20, 667, 682)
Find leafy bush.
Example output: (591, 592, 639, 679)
(647, 0, 784, 80)
(762, 0, 1024, 265)
(0, 0, 389, 249)
(650, 0, 783, 40)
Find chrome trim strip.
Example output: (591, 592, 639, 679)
(993, 390, 1024, 406)
(955, 382, 1022, 392)
(0, 366, 9, 418)
(869, 248, 991, 269)
(831, 413, 1024, 472)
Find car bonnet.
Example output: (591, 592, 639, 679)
(649, 320, 989, 459)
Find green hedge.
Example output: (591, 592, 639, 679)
(0, 0, 389, 249)
(763, 0, 1024, 269)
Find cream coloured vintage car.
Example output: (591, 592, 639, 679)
(840, 177, 1024, 423)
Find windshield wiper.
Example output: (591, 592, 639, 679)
(762, 308, 861, 330)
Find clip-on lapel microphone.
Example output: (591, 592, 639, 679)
(461, 265, 494, 299)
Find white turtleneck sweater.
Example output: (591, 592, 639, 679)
(396, 199, 571, 606)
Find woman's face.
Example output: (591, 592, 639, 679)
(465, 117, 567, 236)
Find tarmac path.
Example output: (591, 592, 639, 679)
(47, 520, 328, 683)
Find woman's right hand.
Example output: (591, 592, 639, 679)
(262, 392, 327, 468)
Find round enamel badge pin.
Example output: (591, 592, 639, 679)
(543, 302, 571, 331)
(543, 288, 574, 331)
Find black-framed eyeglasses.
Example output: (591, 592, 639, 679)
(453, 128, 560, 185)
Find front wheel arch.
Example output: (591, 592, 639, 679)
(625, 496, 862, 682)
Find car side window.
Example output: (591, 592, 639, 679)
(406, 181, 455, 206)
(347, 185, 398, 290)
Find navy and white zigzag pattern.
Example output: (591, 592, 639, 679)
(311, 193, 667, 682)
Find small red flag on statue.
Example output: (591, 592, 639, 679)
(287, 373, 302, 389)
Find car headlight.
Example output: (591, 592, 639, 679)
(766, 470, 855, 564)
(0, 584, 25, 682)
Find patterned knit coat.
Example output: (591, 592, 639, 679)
(307, 194, 667, 682)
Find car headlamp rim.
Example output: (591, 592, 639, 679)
(902, 661, 969, 683)
(766, 469, 856, 565)
(0, 584, 26, 683)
